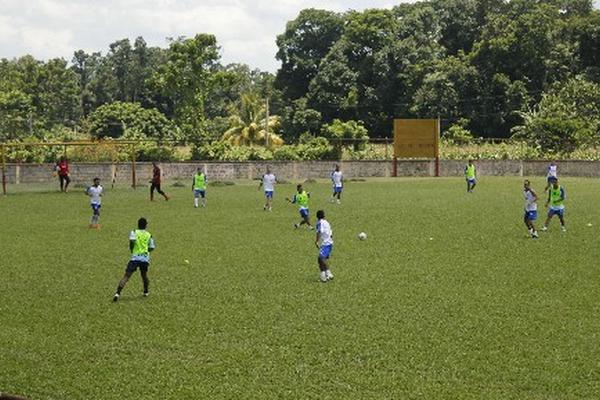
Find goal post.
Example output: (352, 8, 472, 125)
(393, 118, 440, 177)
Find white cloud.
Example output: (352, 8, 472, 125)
(1, 0, 596, 71)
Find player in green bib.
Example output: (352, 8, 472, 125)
(286, 184, 313, 230)
(113, 217, 156, 301)
(542, 177, 566, 232)
(465, 160, 477, 193)
(192, 168, 208, 208)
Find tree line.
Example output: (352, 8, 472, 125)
(1, 0, 599, 154)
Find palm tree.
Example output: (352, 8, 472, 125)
(221, 92, 284, 147)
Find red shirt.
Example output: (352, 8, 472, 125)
(57, 160, 69, 176)
(152, 166, 161, 184)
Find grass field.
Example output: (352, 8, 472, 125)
(1, 177, 600, 399)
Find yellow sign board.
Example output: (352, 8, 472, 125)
(393, 119, 440, 159)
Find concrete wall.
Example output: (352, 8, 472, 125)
(2, 160, 598, 185)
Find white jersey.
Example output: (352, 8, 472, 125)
(317, 219, 333, 246)
(524, 189, 537, 211)
(87, 185, 103, 204)
(547, 164, 558, 178)
(262, 173, 276, 192)
(331, 171, 343, 187)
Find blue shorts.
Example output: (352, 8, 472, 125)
(319, 244, 333, 259)
(299, 208, 309, 219)
(547, 176, 557, 183)
(265, 190, 273, 199)
(194, 189, 206, 198)
(548, 208, 564, 217)
(467, 178, 476, 184)
(524, 210, 537, 221)
(333, 186, 343, 194)
(91, 203, 101, 213)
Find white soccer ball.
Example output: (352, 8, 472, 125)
(358, 232, 367, 240)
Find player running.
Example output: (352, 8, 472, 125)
(523, 180, 539, 239)
(259, 166, 276, 211)
(542, 177, 566, 232)
(192, 167, 208, 208)
(286, 184, 313, 230)
(86, 177, 103, 229)
(55, 156, 70, 192)
(465, 160, 476, 193)
(330, 165, 343, 204)
(150, 162, 170, 201)
(113, 217, 155, 302)
(544, 161, 558, 192)
(315, 210, 334, 282)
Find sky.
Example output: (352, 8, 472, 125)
(0, 0, 402, 72)
(0, 0, 598, 72)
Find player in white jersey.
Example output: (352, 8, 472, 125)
(523, 180, 539, 239)
(258, 166, 277, 211)
(330, 165, 343, 204)
(86, 177, 103, 229)
(544, 161, 558, 191)
(315, 210, 334, 282)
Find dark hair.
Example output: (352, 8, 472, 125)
(138, 218, 148, 229)
(316, 210, 325, 219)
(296, 184, 302, 190)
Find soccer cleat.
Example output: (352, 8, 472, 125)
(541, 226, 548, 231)
(532, 231, 539, 238)
(329, 198, 335, 203)
(561, 226, 567, 232)
(309, 226, 314, 230)
(143, 292, 149, 297)
(320, 272, 328, 282)
(326, 270, 334, 280)
(112, 293, 120, 302)
(336, 200, 341, 204)
(294, 223, 299, 229)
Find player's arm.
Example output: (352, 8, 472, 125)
(315, 230, 321, 248)
(546, 189, 551, 206)
(258, 176, 263, 190)
(149, 237, 155, 252)
(192, 178, 195, 191)
(531, 189, 537, 202)
(560, 187, 565, 200)
(129, 231, 136, 252)
(286, 195, 296, 203)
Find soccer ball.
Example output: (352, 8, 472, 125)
(358, 232, 367, 240)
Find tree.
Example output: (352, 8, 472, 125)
(221, 92, 283, 146)
(151, 34, 220, 141)
(275, 9, 344, 101)
(88, 101, 178, 141)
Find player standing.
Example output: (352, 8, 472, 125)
(330, 165, 343, 204)
(523, 180, 539, 239)
(192, 167, 208, 208)
(465, 160, 476, 193)
(113, 217, 155, 302)
(55, 156, 70, 192)
(544, 161, 558, 192)
(150, 162, 170, 201)
(86, 177, 103, 229)
(259, 166, 276, 211)
(315, 210, 334, 282)
(542, 177, 566, 232)
(286, 184, 313, 230)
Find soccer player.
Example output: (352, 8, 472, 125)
(315, 210, 334, 282)
(523, 180, 539, 239)
(192, 167, 207, 208)
(544, 161, 558, 192)
(259, 166, 276, 211)
(542, 177, 566, 232)
(286, 184, 313, 229)
(465, 160, 476, 193)
(330, 164, 343, 204)
(55, 156, 70, 192)
(150, 162, 170, 201)
(86, 177, 103, 229)
(113, 217, 155, 302)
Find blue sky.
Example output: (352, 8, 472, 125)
(0, 0, 598, 72)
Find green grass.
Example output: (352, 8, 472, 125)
(1, 177, 600, 399)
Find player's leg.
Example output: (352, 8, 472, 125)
(542, 210, 553, 231)
(471, 180, 476, 191)
(59, 175, 64, 192)
(150, 183, 156, 201)
(140, 264, 150, 296)
(318, 256, 328, 282)
(156, 184, 170, 200)
(466, 179, 470, 193)
(194, 190, 199, 208)
(64, 175, 70, 192)
(113, 263, 136, 301)
(558, 211, 566, 231)
(200, 191, 206, 207)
